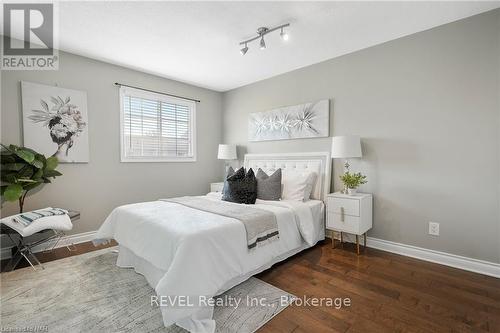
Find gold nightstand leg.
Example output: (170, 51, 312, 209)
(364, 233, 367, 248)
(340, 232, 343, 248)
(332, 234, 335, 249)
(356, 235, 360, 255)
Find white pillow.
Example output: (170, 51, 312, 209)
(281, 171, 317, 201)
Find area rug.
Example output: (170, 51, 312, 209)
(0, 248, 294, 332)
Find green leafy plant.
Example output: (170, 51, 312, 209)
(340, 171, 367, 190)
(0, 144, 62, 213)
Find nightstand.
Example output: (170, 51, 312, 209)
(326, 192, 373, 255)
(210, 182, 224, 193)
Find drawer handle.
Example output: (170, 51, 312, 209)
(340, 207, 345, 222)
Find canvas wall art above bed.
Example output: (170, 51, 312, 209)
(21, 81, 89, 163)
(248, 99, 329, 142)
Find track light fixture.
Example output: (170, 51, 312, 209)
(239, 23, 290, 55)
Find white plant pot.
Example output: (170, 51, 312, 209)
(347, 188, 357, 195)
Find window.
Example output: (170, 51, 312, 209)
(120, 87, 196, 162)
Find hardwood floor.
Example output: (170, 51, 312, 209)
(256, 240, 500, 333)
(1, 239, 499, 332)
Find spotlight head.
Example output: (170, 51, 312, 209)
(280, 29, 289, 41)
(240, 45, 248, 55)
(260, 37, 266, 50)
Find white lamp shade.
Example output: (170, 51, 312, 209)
(217, 144, 237, 160)
(331, 136, 362, 158)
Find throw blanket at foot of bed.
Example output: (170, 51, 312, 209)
(161, 197, 279, 249)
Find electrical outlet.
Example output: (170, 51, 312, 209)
(429, 222, 440, 236)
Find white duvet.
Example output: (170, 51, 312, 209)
(94, 193, 324, 333)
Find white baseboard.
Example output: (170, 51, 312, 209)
(366, 237, 500, 278)
(326, 230, 499, 278)
(0, 231, 97, 260)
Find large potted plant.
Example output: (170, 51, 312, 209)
(0, 144, 62, 213)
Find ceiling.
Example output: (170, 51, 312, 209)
(52, 2, 500, 91)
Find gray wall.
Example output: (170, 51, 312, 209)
(1, 51, 223, 237)
(497, 9, 500, 264)
(222, 10, 500, 263)
(1, 10, 498, 263)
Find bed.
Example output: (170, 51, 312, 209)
(94, 152, 331, 333)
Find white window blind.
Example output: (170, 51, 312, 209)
(120, 87, 196, 162)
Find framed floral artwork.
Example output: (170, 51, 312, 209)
(248, 99, 329, 142)
(21, 81, 89, 163)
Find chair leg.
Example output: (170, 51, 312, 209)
(28, 250, 43, 268)
(6, 238, 44, 271)
(21, 247, 44, 270)
(21, 251, 37, 270)
(45, 234, 62, 253)
(66, 241, 77, 252)
(5, 248, 23, 271)
(41, 230, 64, 253)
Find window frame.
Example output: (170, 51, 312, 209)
(119, 86, 197, 163)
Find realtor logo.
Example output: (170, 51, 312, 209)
(2, 3, 59, 70)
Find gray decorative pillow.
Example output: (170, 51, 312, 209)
(256, 168, 282, 201)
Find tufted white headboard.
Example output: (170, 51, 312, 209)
(244, 152, 331, 201)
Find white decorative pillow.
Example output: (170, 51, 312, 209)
(281, 171, 317, 201)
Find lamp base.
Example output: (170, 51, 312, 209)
(344, 159, 350, 173)
(342, 159, 350, 194)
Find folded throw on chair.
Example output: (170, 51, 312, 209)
(0, 207, 73, 237)
(13, 208, 68, 226)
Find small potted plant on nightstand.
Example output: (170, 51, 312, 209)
(340, 171, 367, 195)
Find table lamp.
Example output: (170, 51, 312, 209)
(218, 144, 237, 174)
(331, 136, 362, 193)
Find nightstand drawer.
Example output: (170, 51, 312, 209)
(327, 197, 360, 216)
(327, 213, 360, 234)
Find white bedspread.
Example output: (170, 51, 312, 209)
(94, 194, 323, 333)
